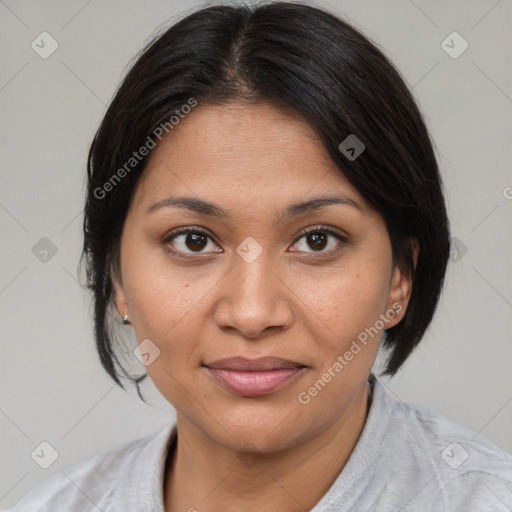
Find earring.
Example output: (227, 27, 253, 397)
(122, 313, 131, 325)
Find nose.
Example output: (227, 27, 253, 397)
(213, 251, 293, 339)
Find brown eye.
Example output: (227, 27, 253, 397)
(184, 232, 208, 251)
(306, 232, 328, 251)
(164, 228, 221, 255)
(291, 227, 346, 254)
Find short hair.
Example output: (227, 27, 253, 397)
(81, 1, 451, 394)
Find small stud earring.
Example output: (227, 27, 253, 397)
(122, 313, 131, 325)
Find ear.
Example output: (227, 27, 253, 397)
(385, 239, 419, 328)
(111, 264, 129, 320)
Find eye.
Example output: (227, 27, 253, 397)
(290, 226, 347, 254)
(163, 228, 221, 255)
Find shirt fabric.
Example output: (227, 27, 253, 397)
(6, 376, 512, 511)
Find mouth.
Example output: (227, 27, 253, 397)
(202, 357, 307, 397)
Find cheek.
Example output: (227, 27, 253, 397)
(123, 257, 214, 409)
(121, 241, 219, 358)
(291, 258, 391, 353)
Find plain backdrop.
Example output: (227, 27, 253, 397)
(1, 0, 511, 508)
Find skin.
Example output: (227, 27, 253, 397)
(112, 101, 418, 512)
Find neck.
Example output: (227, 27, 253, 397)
(164, 380, 372, 512)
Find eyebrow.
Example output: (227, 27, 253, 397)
(146, 194, 365, 220)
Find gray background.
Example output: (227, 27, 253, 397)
(1, 0, 511, 508)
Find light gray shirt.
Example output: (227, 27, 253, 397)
(6, 377, 512, 511)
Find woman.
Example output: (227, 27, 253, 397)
(8, 2, 511, 511)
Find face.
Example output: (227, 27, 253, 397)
(112, 101, 414, 453)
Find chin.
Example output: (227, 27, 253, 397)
(201, 402, 311, 453)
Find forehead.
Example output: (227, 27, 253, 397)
(130, 101, 368, 213)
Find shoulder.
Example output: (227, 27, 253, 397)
(4, 424, 174, 512)
(378, 381, 512, 510)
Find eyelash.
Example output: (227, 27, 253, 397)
(162, 225, 348, 258)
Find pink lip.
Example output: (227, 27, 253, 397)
(203, 357, 307, 397)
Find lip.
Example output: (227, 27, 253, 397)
(203, 357, 307, 397)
